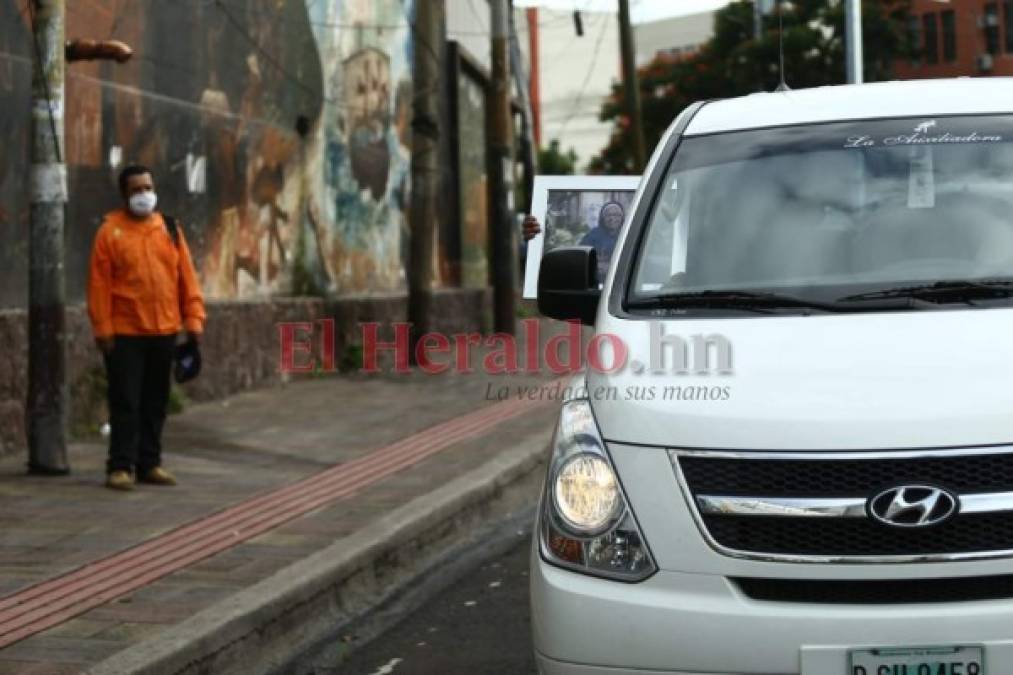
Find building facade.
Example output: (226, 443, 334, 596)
(896, 1, 1013, 78)
(634, 11, 716, 66)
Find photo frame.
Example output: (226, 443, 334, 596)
(522, 175, 641, 299)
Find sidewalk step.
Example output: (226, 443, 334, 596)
(0, 393, 548, 650)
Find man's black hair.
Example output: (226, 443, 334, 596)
(118, 164, 153, 196)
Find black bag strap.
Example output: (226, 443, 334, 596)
(162, 213, 180, 247)
(161, 213, 186, 319)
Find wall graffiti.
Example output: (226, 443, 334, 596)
(457, 69, 489, 289)
(300, 0, 413, 295)
(0, 0, 427, 308)
(0, 0, 30, 308)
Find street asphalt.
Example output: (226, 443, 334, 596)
(319, 537, 537, 675)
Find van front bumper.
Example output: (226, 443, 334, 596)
(531, 548, 1013, 675)
(535, 651, 721, 674)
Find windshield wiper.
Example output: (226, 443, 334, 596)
(627, 290, 854, 314)
(840, 280, 1013, 305)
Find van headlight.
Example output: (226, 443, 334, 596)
(553, 454, 622, 535)
(540, 399, 657, 582)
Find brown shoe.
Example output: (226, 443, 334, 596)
(106, 470, 135, 491)
(139, 467, 177, 486)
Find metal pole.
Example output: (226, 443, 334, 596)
(27, 0, 69, 475)
(846, 0, 863, 84)
(754, 0, 763, 40)
(526, 7, 541, 148)
(508, 2, 537, 205)
(618, 0, 646, 172)
(408, 0, 443, 354)
(489, 0, 516, 334)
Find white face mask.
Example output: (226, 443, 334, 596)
(128, 191, 158, 217)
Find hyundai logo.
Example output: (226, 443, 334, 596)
(868, 485, 959, 528)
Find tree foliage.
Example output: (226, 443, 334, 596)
(538, 139, 579, 175)
(589, 0, 913, 174)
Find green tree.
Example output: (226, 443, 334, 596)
(590, 0, 912, 174)
(537, 139, 579, 175)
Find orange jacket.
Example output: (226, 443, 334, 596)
(88, 209, 206, 338)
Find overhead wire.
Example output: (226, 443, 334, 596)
(214, 0, 324, 104)
(555, 11, 611, 138)
(212, 0, 448, 109)
(54, 0, 533, 162)
(210, 0, 588, 37)
(214, 0, 488, 36)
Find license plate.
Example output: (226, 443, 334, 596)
(849, 645, 984, 675)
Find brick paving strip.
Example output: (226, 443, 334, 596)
(0, 392, 549, 649)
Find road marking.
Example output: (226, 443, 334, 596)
(369, 657, 403, 675)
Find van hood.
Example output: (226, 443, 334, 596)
(589, 308, 1013, 450)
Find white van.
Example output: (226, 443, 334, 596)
(530, 78, 1013, 675)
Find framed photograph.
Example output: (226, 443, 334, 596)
(523, 175, 641, 299)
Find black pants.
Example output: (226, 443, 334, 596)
(104, 334, 176, 475)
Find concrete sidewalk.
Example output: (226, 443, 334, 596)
(0, 367, 563, 674)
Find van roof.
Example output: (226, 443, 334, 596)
(683, 78, 1013, 136)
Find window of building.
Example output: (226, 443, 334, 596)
(986, 2, 1001, 55)
(942, 10, 957, 61)
(1004, 0, 1013, 53)
(908, 15, 921, 65)
(922, 13, 939, 64)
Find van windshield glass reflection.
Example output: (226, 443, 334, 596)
(628, 115, 1013, 312)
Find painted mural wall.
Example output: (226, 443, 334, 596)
(0, 0, 31, 308)
(299, 0, 414, 296)
(457, 69, 489, 289)
(0, 0, 420, 308)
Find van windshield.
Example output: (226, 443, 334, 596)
(627, 114, 1013, 313)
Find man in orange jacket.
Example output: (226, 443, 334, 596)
(88, 165, 206, 491)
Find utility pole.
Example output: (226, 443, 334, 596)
(26, 2, 131, 474)
(408, 0, 444, 355)
(489, 0, 516, 334)
(617, 0, 646, 172)
(525, 8, 542, 148)
(508, 2, 537, 206)
(846, 0, 863, 84)
(27, 0, 69, 475)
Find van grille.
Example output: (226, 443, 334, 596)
(679, 453, 1013, 497)
(676, 451, 1013, 560)
(735, 574, 1013, 604)
(707, 512, 1013, 557)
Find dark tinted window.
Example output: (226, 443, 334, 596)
(1005, 0, 1013, 53)
(922, 13, 939, 64)
(942, 10, 957, 62)
(908, 16, 921, 65)
(986, 3, 1001, 55)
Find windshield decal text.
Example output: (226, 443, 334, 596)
(845, 120, 1003, 149)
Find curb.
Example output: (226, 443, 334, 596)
(85, 427, 551, 675)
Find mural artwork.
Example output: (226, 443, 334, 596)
(0, 0, 420, 307)
(457, 69, 489, 289)
(0, 0, 30, 308)
(303, 0, 413, 295)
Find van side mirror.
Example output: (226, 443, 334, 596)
(537, 246, 600, 326)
